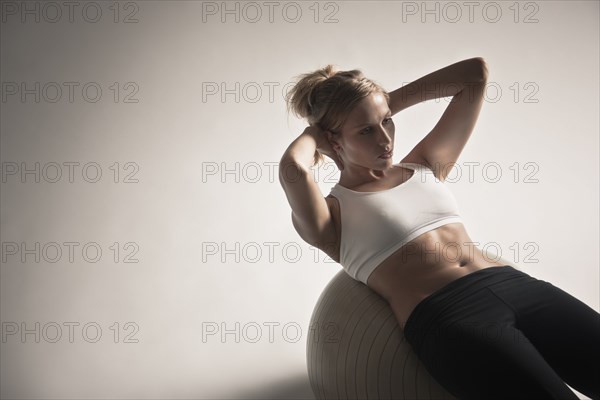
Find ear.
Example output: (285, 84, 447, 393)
(325, 130, 344, 170)
(325, 130, 341, 150)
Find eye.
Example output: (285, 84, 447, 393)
(360, 118, 393, 135)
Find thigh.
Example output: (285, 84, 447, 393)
(488, 276, 600, 399)
(411, 287, 580, 400)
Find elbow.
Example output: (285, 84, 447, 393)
(464, 57, 488, 83)
(474, 57, 489, 82)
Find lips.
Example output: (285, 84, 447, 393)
(379, 151, 393, 158)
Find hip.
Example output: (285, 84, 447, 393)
(402, 265, 541, 337)
(383, 263, 509, 328)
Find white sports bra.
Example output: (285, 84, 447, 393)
(328, 162, 463, 285)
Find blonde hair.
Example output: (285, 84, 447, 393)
(285, 64, 390, 166)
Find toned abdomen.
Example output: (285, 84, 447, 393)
(366, 222, 508, 328)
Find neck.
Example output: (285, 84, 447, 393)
(338, 162, 396, 188)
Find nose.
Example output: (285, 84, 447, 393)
(377, 126, 393, 149)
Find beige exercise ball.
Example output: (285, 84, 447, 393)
(307, 269, 456, 400)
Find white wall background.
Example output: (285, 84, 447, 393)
(1, 1, 598, 399)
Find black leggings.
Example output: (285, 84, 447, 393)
(403, 265, 600, 400)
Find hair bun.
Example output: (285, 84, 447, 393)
(322, 64, 339, 79)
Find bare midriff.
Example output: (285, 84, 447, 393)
(364, 222, 507, 329)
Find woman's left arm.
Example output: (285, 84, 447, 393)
(388, 57, 488, 114)
(388, 57, 489, 181)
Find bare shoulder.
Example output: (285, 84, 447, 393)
(324, 194, 340, 222)
(321, 194, 341, 263)
(401, 148, 461, 182)
(325, 193, 337, 202)
(400, 153, 432, 169)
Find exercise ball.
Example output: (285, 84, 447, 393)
(307, 270, 456, 400)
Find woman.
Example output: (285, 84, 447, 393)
(278, 58, 600, 400)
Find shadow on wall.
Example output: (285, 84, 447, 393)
(231, 373, 315, 399)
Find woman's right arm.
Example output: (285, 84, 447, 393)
(278, 127, 336, 249)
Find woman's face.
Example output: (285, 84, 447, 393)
(332, 92, 395, 170)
